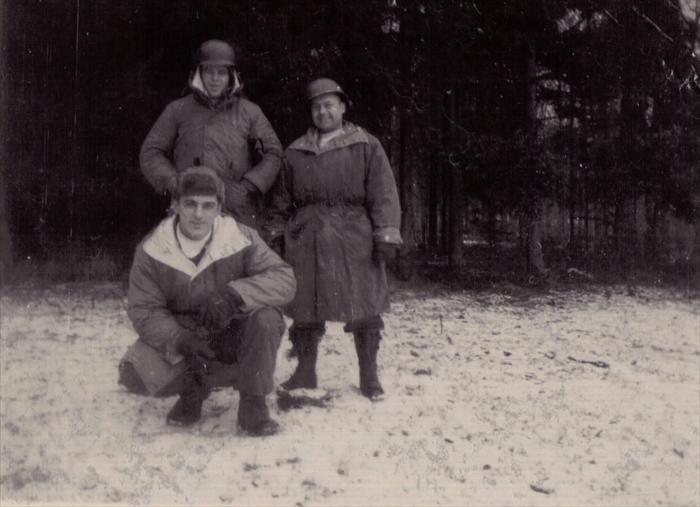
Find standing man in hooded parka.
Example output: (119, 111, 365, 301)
(140, 39, 283, 228)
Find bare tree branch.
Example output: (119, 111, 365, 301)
(631, 5, 677, 44)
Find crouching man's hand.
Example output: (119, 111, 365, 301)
(199, 287, 245, 330)
(176, 332, 216, 361)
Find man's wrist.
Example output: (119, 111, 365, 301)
(222, 287, 244, 310)
(241, 179, 259, 194)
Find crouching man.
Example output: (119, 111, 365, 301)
(118, 166, 296, 436)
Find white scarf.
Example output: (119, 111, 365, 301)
(176, 223, 212, 260)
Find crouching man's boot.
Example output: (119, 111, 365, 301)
(281, 324, 323, 390)
(167, 370, 211, 426)
(238, 394, 280, 436)
(353, 329, 385, 401)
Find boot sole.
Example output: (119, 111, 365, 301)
(238, 420, 281, 437)
(166, 416, 201, 427)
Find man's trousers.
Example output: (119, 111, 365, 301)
(118, 307, 285, 397)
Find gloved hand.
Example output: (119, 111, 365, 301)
(372, 242, 399, 263)
(269, 235, 285, 257)
(175, 332, 216, 361)
(199, 287, 245, 330)
(175, 332, 214, 382)
(241, 179, 260, 196)
(262, 232, 284, 257)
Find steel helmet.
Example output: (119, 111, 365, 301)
(306, 78, 349, 104)
(196, 39, 235, 67)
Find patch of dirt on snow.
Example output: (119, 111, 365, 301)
(1, 283, 698, 506)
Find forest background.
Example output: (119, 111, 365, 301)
(1, 0, 699, 286)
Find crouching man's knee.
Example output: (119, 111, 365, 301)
(244, 307, 286, 342)
(118, 339, 188, 397)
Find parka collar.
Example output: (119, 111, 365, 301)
(143, 214, 251, 278)
(189, 67, 243, 111)
(288, 122, 369, 155)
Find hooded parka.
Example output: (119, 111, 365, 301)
(140, 72, 283, 227)
(127, 214, 296, 367)
(266, 122, 401, 324)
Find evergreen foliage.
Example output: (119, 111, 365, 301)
(1, 0, 697, 281)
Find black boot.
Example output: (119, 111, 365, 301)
(238, 394, 280, 436)
(281, 326, 322, 390)
(354, 330, 385, 401)
(166, 371, 210, 427)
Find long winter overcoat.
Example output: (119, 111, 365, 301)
(266, 122, 401, 324)
(127, 214, 296, 367)
(140, 73, 283, 226)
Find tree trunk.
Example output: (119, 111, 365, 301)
(447, 82, 464, 268)
(613, 196, 623, 266)
(440, 162, 449, 254)
(0, 0, 13, 282)
(567, 77, 577, 259)
(427, 152, 439, 251)
(0, 170, 12, 284)
(645, 196, 658, 263)
(523, 39, 546, 275)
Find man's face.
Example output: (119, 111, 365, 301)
(311, 93, 345, 133)
(173, 194, 221, 240)
(201, 65, 230, 99)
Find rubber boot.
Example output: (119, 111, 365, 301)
(166, 371, 210, 426)
(237, 394, 280, 436)
(281, 327, 322, 390)
(353, 330, 385, 401)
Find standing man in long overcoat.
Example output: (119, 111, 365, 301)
(265, 78, 402, 401)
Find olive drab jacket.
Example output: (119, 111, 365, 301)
(266, 122, 402, 323)
(127, 214, 296, 366)
(140, 71, 283, 227)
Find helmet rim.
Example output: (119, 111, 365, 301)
(306, 78, 349, 104)
(196, 39, 236, 68)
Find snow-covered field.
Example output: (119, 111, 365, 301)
(1, 282, 698, 506)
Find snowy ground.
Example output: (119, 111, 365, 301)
(1, 282, 698, 506)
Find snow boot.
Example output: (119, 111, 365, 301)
(353, 330, 385, 401)
(237, 394, 280, 436)
(166, 371, 210, 427)
(281, 326, 322, 390)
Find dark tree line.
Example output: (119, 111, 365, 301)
(1, 0, 698, 282)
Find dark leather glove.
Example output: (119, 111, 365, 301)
(175, 332, 216, 361)
(241, 179, 260, 196)
(199, 287, 245, 330)
(269, 235, 285, 257)
(175, 332, 214, 382)
(260, 228, 285, 257)
(372, 242, 399, 263)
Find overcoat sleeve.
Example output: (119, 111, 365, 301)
(126, 246, 189, 365)
(241, 105, 283, 194)
(139, 102, 180, 195)
(229, 229, 296, 312)
(364, 137, 403, 244)
(261, 158, 293, 241)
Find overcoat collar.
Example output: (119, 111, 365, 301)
(288, 122, 369, 155)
